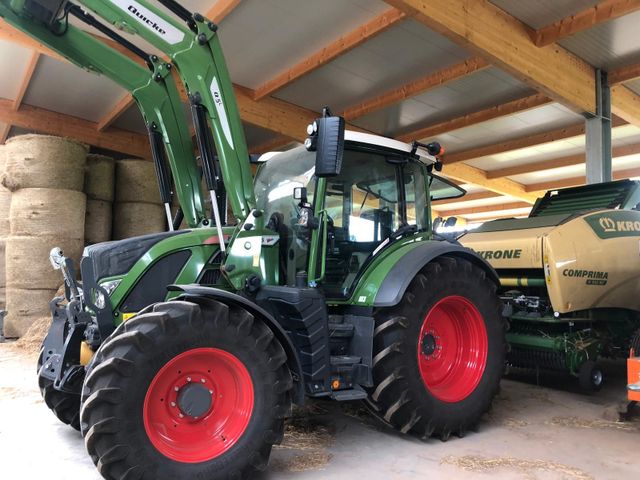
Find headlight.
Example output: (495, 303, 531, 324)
(94, 279, 122, 309)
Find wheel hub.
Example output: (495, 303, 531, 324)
(421, 333, 437, 357)
(177, 383, 213, 418)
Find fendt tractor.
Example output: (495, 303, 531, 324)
(2, 1, 506, 479)
(461, 180, 640, 391)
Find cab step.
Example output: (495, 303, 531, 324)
(330, 384, 368, 401)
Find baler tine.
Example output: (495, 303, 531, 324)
(0, 1, 208, 229)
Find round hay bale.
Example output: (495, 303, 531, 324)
(9, 188, 86, 239)
(85, 199, 112, 244)
(85, 154, 115, 201)
(112, 202, 166, 240)
(5, 235, 83, 290)
(2, 134, 88, 192)
(114, 159, 161, 204)
(0, 238, 5, 288)
(0, 145, 10, 233)
(3, 288, 57, 338)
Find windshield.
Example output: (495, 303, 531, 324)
(255, 147, 316, 226)
(430, 174, 466, 201)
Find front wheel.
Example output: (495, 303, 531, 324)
(365, 256, 505, 440)
(80, 300, 293, 480)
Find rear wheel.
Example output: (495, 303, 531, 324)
(80, 300, 292, 480)
(37, 348, 81, 431)
(365, 256, 505, 440)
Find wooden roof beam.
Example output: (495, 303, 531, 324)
(444, 117, 627, 165)
(439, 200, 531, 217)
(525, 166, 640, 193)
(487, 142, 640, 179)
(253, 8, 406, 100)
(206, 0, 242, 24)
(531, 0, 640, 47)
(431, 191, 501, 206)
(396, 93, 552, 142)
(1, 49, 40, 143)
(248, 135, 295, 154)
(610, 62, 640, 84)
(0, 97, 150, 157)
(97, 94, 135, 132)
(385, 0, 596, 114)
(341, 56, 489, 121)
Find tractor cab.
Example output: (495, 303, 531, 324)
(254, 130, 465, 301)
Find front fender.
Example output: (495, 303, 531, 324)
(350, 240, 499, 308)
(169, 284, 305, 404)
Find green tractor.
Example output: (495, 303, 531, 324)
(4, 1, 505, 478)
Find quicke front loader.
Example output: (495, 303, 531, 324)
(2, 1, 506, 478)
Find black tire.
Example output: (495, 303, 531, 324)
(631, 329, 640, 356)
(578, 360, 604, 392)
(37, 348, 81, 431)
(80, 300, 292, 480)
(365, 256, 505, 440)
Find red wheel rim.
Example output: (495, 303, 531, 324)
(417, 295, 488, 403)
(143, 348, 254, 463)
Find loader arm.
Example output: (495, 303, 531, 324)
(0, 0, 207, 228)
(76, 0, 257, 222)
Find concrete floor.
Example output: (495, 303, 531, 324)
(0, 343, 637, 480)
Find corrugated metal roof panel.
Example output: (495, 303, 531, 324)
(0, 40, 35, 101)
(469, 124, 640, 171)
(489, 0, 599, 29)
(273, 18, 471, 114)
(217, 0, 391, 88)
(559, 12, 640, 70)
(24, 56, 126, 122)
(353, 67, 533, 137)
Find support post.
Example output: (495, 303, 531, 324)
(585, 70, 612, 184)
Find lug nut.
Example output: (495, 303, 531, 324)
(179, 413, 184, 418)
(187, 377, 192, 382)
(174, 386, 179, 392)
(171, 402, 176, 407)
(201, 379, 206, 383)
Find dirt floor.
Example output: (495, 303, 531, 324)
(0, 342, 637, 480)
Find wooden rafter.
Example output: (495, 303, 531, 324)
(385, 0, 640, 128)
(252, 8, 406, 100)
(531, 0, 640, 47)
(248, 135, 295, 154)
(0, 123, 10, 143)
(341, 57, 489, 121)
(0, 18, 542, 201)
(444, 117, 627, 165)
(432, 191, 500, 206)
(439, 200, 531, 217)
(486, 142, 640, 179)
(384, 0, 596, 114)
(610, 62, 640, 84)
(526, 166, 640, 193)
(97, 94, 135, 132)
(0, 97, 150, 157)
(13, 50, 40, 110)
(396, 93, 552, 142)
(206, 0, 242, 23)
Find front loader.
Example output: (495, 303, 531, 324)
(4, 1, 506, 478)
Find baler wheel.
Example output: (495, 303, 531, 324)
(37, 348, 81, 431)
(578, 360, 604, 392)
(80, 300, 292, 480)
(365, 256, 505, 440)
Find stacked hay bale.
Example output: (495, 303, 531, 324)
(1, 134, 87, 338)
(84, 154, 115, 244)
(113, 159, 165, 239)
(0, 145, 10, 310)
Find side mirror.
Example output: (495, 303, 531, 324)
(444, 217, 457, 227)
(305, 108, 345, 178)
(293, 187, 308, 203)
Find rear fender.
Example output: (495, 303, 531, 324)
(169, 284, 305, 404)
(352, 240, 499, 308)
